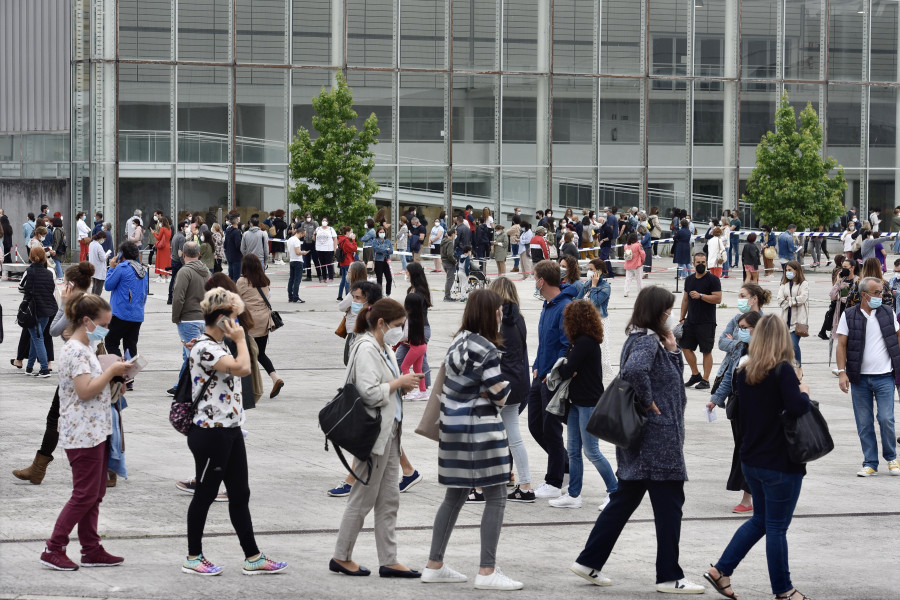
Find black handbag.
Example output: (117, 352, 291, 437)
(782, 400, 834, 463)
(318, 344, 382, 485)
(16, 298, 37, 328)
(256, 287, 283, 330)
(586, 339, 651, 449)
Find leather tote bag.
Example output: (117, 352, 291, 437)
(586, 374, 647, 450)
(782, 400, 834, 463)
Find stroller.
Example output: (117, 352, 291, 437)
(451, 255, 489, 300)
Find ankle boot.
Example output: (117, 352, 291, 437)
(107, 470, 117, 488)
(13, 452, 53, 485)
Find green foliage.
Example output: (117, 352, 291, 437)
(288, 71, 380, 231)
(742, 93, 847, 230)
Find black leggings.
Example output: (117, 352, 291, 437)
(374, 259, 393, 295)
(105, 315, 142, 358)
(316, 250, 334, 280)
(253, 334, 275, 375)
(38, 387, 61, 458)
(187, 426, 258, 558)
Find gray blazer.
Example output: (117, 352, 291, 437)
(346, 333, 402, 456)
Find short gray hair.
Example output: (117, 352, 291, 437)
(860, 277, 883, 295)
(183, 241, 200, 258)
(134, 209, 142, 216)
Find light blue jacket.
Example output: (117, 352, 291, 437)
(778, 231, 799, 261)
(372, 237, 394, 261)
(710, 341, 747, 408)
(360, 228, 376, 248)
(575, 277, 611, 318)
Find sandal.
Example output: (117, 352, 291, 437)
(776, 590, 810, 600)
(703, 565, 738, 599)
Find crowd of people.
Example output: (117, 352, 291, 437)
(5, 201, 900, 600)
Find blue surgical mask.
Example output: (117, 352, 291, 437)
(785, 271, 795, 280)
(868, 296, 883, 309)
(737, 328, 752, 344)
(87, 319, 109, 344)
(736, 299, 751, 314)
(350, 301, 364, 316)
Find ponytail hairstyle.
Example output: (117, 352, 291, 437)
(740, 282, 772, 307)
(64, 293, 111, 335)
(65, 262, 95, 290)
(354, 297, 406, 335)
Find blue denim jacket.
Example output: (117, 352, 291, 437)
(372, 237, 394, 261)
(575, 277, 611, 318)
(778, 231, 798, 261)
(360, 228, 376, 248)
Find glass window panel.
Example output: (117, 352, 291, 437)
(177, 171, 230, 220)
(347, 0, 394, 67)
(502, 75, 549, 166)
(694, 82, 737, 170)
(453, 166, 496, 206)
(236, 69, 287, 164)
(739, 86, 776, 151)
(648, 168, 690, 215)
(291, 70, 334, 140)
(648, 86, 687, 166)
(553, 0, 595, 74)
(868, 171, 897, 214)
(178, 0, 230, 62)
(598, 78, 642, 167)
(784, 83, 822, 132)
(502, 167, 542, 213)
(452, 74, 498, 166)
(784, 0, 822, 80)
(868, 86, 897, 168)
(828, 2, 865, 81)
(22, 134, 70, 163)
(119, 179, 172, 228)
(399, 73, 446, 165)
(693, 0, 726, 78)
(370, 165, 395, 217)
(552, 76, 593, 164)
(741, 0, 778, 90)
(598, 169, 642, 213)
(827, 84, 862, 169)
(601, 0, 642, 75)
(871, 0, 899, 83)
(292, 0, 331, 65)
(649, 0, 688, 89)
(452, 0, 496, 70)
(345, 70, 394, 162)
(236, 0, 287, 64)
(119, 0, 171, 60)
(553, 167, 595, 213)
(235, 169, 287, 218)
(119, 64, 172, 163)
(400, 0, 445, 69)
(177, 66, 231, 163)
(692, 169, 726, 224)
(398, 166, 446, 207)
(504, 0, 541, 72)
(0, 135, 18, 162)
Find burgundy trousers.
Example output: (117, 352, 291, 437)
(47, 439, 109, 552)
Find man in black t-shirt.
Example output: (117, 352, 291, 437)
(679, 252, 722, 389)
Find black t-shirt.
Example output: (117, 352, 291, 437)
(684, 272, 721, 325)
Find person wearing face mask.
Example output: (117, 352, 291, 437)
(372, 226, 394, 295)
(17, 246, 58, 377)
(300, 213, 319, 281)
(314, 217, 338, 282)
(576, 259, 614, 382)
(87, 230, 109, 296)
(707, 311, 762, 514)
(39, 293, 130, 571)
(888, 258, 900, 316)
(239, 217, 269, 270)
(331, 299, 423, 579)
(718, 283, 771, 355)
(777, 261, 809, 375)
(492, 224, 509, 276)
(508, 216, 522, 272)
(429, 218, 445, 272)
(680, 253, 722, 390)
(76, 212, 92, 261)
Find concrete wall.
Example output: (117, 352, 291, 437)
(0, 180, 70, 260)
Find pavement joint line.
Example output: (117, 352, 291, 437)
(3, 511, 897, 544)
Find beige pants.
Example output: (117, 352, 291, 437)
(334, 423, 401, 565)
(519, 252, 532, 277)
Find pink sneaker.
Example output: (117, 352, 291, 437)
(732, 503, 753, 514)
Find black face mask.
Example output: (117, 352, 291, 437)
(840, 268, 850, 278)
(695, 263, 707, 274)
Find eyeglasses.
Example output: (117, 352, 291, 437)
(866, 290, 884, 297)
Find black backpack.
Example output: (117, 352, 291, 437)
(334, 238, 345, 264)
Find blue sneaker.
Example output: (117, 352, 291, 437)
(399, 470, 423, 493)
(327, 481, 352, 497)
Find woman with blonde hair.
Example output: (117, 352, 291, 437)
(482, 206, 494, 228)
(776, 261, 809, 374)
(705, 315, 812, 600)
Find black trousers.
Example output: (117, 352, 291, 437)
(301, 242, 317, 278)
(577, 479, 686, 583)
(316, 250, 334, 280)
(526, 379, 567, 489)
(374, 259, 393, 295)
(38, 387, 61, 458)
(105, 315, 142, 358)
(253, 334, 275, 375)
(187, 426, 258, 558)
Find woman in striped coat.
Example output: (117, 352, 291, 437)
(422, 289, 523, 590)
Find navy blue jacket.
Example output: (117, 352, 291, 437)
(532, 283, 579, 378)
(224, 225, 243, 263)
(672, 227, 693, 264)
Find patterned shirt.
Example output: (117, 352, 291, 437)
(57, 340, 112, 449)
(190, 335, 245, 428)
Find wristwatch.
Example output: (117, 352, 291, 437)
(837, 368, 846, 373)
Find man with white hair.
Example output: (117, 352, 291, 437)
(125, 209, 143, 240)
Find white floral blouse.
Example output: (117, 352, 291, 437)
(190, 335, 244, 429)
(57, 340, 112, 449)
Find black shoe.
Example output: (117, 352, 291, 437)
(329, 558, 370, 576)
(337, 296, 343, 302)
(817, 331, 829, 340)
(684, 373, 703, 388)
(36, 369, 52, 378)
(166, 300, 172, 305)
(167, 387, 176, 396)
(507, 486, 535, 503)
(443, 296, 455, 302)
(304, 277, 312, 282)
(297, 298, 305, 304)
(466, 488, 485, 504)
(378, 566, 421, 579)
(695, 379, 711, 390)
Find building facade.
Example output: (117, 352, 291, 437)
(1, 0, 898, 239)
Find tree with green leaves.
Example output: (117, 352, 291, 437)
(743, 93, 846, 231)
(288, 72, 380, 231)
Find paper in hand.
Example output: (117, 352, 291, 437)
(705, 407, 718, 423)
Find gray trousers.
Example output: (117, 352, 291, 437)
(334, 423, 401, 566)
(443, 260, 456, 298)
(429, 484, 507, 568)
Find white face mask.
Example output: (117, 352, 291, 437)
(382, 324, 404, 347)
(306, 217, 311, 222)
(665, 311, 678, 332)
(322, 221, 328, 227)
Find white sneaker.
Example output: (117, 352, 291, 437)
(598, 496, 611, 511)
(549, 493, 582, 509)
(533, 483, 561, 499)
(473, 567, 523, 590)
(421, 564, 467, 583)
(656, 578, 706, 594)
(570, 562, 612, 586)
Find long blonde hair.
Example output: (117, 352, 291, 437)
(741, 314, 794, 385)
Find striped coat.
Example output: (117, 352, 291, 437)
(438, 331, 511, 488)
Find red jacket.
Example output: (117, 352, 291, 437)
(337, 235, 358, 267)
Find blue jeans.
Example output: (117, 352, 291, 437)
(173, 321, 205, 390)
(400, 253, 408, 270)
(789, 330, 802, 366)
(53, 259, 63, 279)
(337, 264, 349, 299)
(26, 317, 50, 371)
(894, 236, 900, 253)
(227, 259, 240, 282)
(678, 263, 691, 278)
(511, 243, 520, 268)
(566, 405, 618, 497)
(849, 374, 897, 469)
(715, 464, 803, 595)
(729, 233, 740, 266)
(288, 260, 304, 301)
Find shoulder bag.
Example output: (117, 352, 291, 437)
(764, 246, 777, 260)
(335, 313, 348, 338)
(415, 362, 447, 442)
(16, 298, 37, 328)
(776, 366, 834, 463)
(586, 338, 653, 449)
(169, 356, 215, 435)
(256, 287, 283, 330)
(318, 343, 382, 485)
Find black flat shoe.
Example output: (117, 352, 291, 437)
(10, 359, 22, 370)
(329, 558, 370, 576)
(379, 566, 421, 578)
